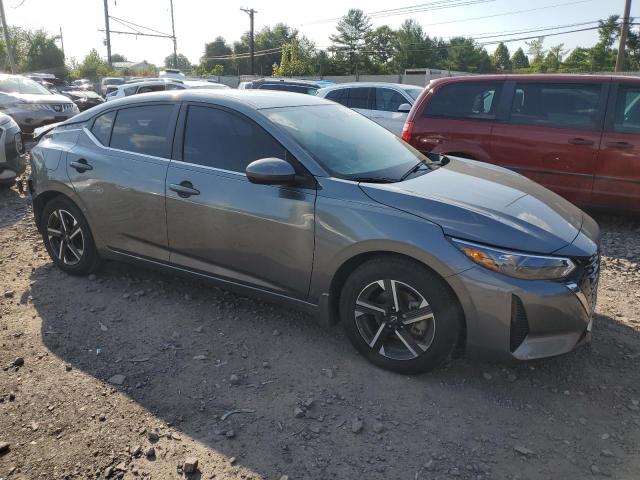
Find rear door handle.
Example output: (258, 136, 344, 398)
(568, 138, 594, 146)
(605, 141, 633, 149)
(169, 181, 200, 198)
(69, 159, 93, 172)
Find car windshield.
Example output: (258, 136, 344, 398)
(104, 78, 124, 86)
(264, 104, 428, 180)
(0, 76, 51, 95)
(403, 87, 423, 100)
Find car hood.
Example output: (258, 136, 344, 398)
(63, 90, 101, 99)
(360, 157, 585, 254)
(3, 92, 74, 104)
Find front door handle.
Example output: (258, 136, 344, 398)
(605, 141, 633, 149)
(70, 159, 93, 172)
(169, 181, 200, 198)
(568, 137, 594, 146)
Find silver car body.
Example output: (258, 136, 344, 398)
(316, 82, 423, 135)
(0, 112, 26, 183)
(29, 90, 599, 362)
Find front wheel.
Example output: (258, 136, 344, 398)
(41, 197, 100, 275)
(340, 257, 462, 374)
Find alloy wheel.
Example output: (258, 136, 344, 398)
(46, 209, 85, 266)
(354, 279, 436, 361)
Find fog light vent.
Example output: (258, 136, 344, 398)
(510, 295, 529, 352)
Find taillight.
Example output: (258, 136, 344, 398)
(401, 120, 414, 143)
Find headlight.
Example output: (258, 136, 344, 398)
(450, 238, 576, 280)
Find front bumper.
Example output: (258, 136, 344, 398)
(450, 246, 599, 361)
(8, 108, 77, 134)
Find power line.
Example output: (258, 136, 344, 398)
(108, 15, 172, 37)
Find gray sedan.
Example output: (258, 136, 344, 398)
(29, 90, 599, 373)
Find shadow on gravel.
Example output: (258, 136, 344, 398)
(28, 256, 640, 479)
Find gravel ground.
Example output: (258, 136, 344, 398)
(1, 182, 639, 480)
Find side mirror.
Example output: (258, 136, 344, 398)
(246, 158, 296, 185)
(397, 103, 412, 113)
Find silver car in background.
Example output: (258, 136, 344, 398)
(0, 111, 26, 187)
(0, 74, 78, 135)
(29, 90, 599, 374)
(316, 82, 423, 135)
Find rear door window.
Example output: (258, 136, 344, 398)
(347, 87, 373, 109)
(374, 88, 407, 112)
(509, 83, 602, 129)
(110, 105, 174, 158)
(612, 84, 640, 133)
(137, 84, 166, 94)
(424, 82, 501, 119)
(91, 111, 115, 145)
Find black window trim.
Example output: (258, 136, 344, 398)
(87, 102, 180, 160)
(424, 80, 505, 121)
(503, 79, 610, 132)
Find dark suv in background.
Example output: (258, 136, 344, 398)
(403, 74, 640, 213)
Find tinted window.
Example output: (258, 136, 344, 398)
(123, 86, 137, 96)
(91, 111, 115, 145)
(510, 83, 601, 129)
(425, 82, 501, 119)
(183, 106, 286, 172)
(110, 105, 173, 158)
(325, 89, 348, 106)
(347, 88, 372, 109)
(137, 84, 166, 94)
(613, 84, 640, 133)
(375, 88, 407, 112)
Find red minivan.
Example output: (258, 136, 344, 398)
(402, 74, 640, 213)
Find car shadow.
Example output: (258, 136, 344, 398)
(30, 257, 640, 479)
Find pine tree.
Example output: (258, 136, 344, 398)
(492, 42, 511, 71)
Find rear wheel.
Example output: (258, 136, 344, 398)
(340, 257, 462, 374)
(41, 197, 100, 275)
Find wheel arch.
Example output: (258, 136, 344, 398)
(33, 190, 69, 231)
(326, 250, 467, 355)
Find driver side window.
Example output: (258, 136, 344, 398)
(182, 106, 287, 172)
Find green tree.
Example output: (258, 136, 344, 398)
(526, 36, 546, 71)
(22, 29, 66, 76)
(329, 9, 372, 74)
(200, 36, 233, 74)
(164, 53, 191, 71)
(77, 49, 113, 81)
(562, 47, 591, 72)
(111, 53, 127, 63)
(511, 47, 529, 69)
(364, 25, 396, 72)
(445, 37, 493, 73)
(273, 37, 310, 76)
(492, 42, 511, 70)
(544, 43, 568, 71)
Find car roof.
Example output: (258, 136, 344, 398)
(251, 78, 321, 87)
(66, 89, 335, 123)
(427, 73, 639, 88)
(116, 79, 182, 89)
(321, 82, 422, 90)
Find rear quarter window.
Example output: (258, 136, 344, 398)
(424, 82, 502, 119)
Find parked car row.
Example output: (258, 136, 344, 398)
(105, 78, 230, 101)
(30, 88, 600, 373)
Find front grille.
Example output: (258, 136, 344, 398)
(44, 103, 75, 113)
(510, 295, 530, 352)
(576, 252, 600, 314)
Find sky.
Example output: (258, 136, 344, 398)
(6, 0, 633, 68)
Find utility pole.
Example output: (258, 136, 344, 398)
(240, 7, 257, 75)
(59, 26, 65, 57)
(103, 0, 112, 67)
(0, 0, 15, 74)
(169, 0, 178, 69)
(616, 0, 632, 72)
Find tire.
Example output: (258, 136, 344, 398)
(339, 257, 462, 374)
(41, 196, 100, 275)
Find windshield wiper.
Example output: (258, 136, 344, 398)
(351, 177, 398, 184)
(400, 161, 426, 181)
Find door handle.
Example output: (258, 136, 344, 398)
(568, 138, 594, 146)
(169, 181, 200, 198)
(605, 141, 633, 149)
(69, 159, 93, 172)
